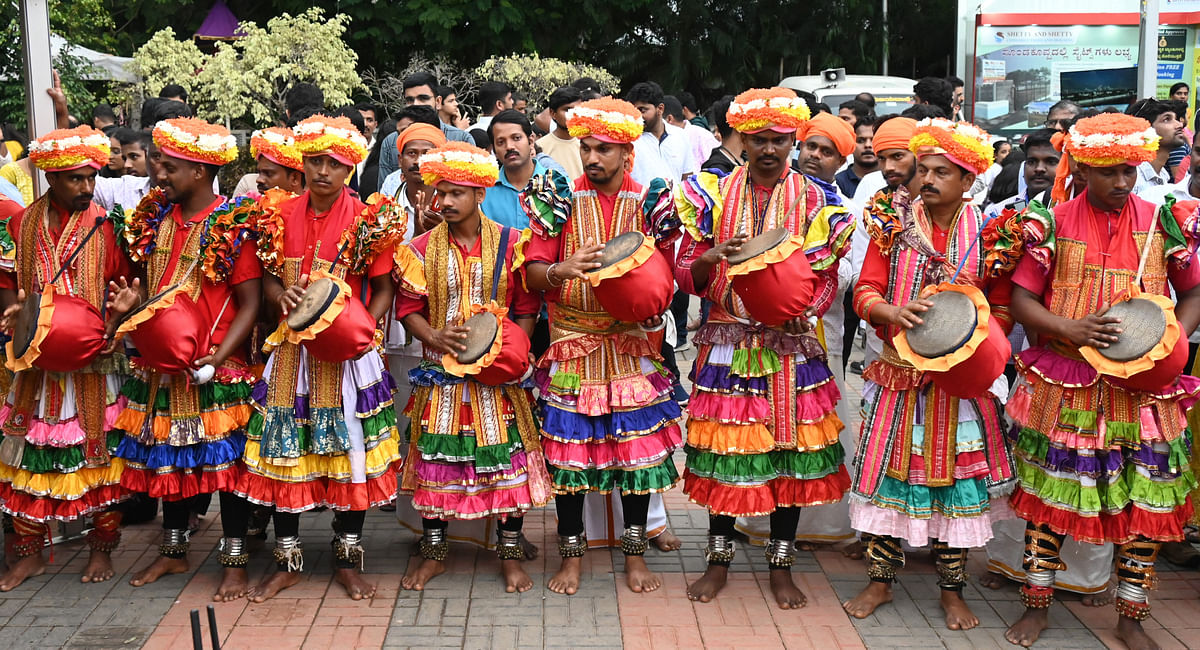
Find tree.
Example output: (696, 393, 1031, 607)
(130, 27, 204, 102)
(474, 54, 619, 106)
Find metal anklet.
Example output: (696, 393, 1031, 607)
(418, 528, 449, 562)
(1019, 584, 1054, 609)
(557, 533, 588, 558)
(333, 532, 366, 570)
(272, 536, 304, 572)
(218, 537, 249, 568)
(496, 529, 524, 561)
(866, 562, 897, 583)
(1115, 581, 1151, 620)
(159, 529, 190, 558)
(765, 538, 795, 569)
(620, 525, 649, 556)
(705, 534, 736, 565)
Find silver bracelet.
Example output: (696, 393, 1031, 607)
(546, 263, 563, 287)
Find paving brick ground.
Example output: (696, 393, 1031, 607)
(5, 343, 1200, 648)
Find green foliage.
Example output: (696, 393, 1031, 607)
(474, 54, 619, 106)
(130, 27, 204, 100)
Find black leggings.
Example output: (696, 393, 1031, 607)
(709, 507, 801, 540)
(555, 492, 650, 536)
(423, 516, 524, 532)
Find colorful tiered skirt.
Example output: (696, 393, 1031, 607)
(401, 364, 550, 519)
(537, 316, 682, 495)
(236, 346, 401, 512)
(1008, 347, 1198, 544)
(0, 367, 127, 521)
(113, 364, 253, 500)
(850, 351, 1015, 548)
(683, 325, 849, 516)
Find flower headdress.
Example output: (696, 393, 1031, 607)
(908, 118, 994, 176)
(1051, 113, 1160, 204)
(726, 88, 811, 134)
(292, 115, 368, 166)
(566, 98, 644, 144)
(250, 127, 303, 171)
(419, 141, 499, 188)
(153, 118, 239, 166)
(28, 125, 110, 172)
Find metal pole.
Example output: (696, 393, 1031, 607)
(1137, 0, 1160, 98)
(18, 0, 55, 195)
(882, 0, 889, 76)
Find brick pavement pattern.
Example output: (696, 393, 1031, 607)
(3, 346, 1200, 648)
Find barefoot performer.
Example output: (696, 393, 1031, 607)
(108, 118, 261, 600)
(0, 126, 132, 589)
(236, 115, 404, 602)
(844, 118, 1016, 629)
(674, 87, 853, 608)
(518, 98, 684, 595)
(1004, 113, 1200, 648)
(395, 141, 550, 593)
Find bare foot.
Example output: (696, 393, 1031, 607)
(842, 540, 865, 560)
(0, 553, 45, 591)
(81, 550, 116, 583)
(686, 565, 728, 602)
(978, 572, 1008, 590)
(128, 555, 188, 586)
(651, 530, 682, 552)
(519, 534, 539, 561)
(1116, 615, 1161, 650)
(843, 581, 892, 618)
(941, 590, 979, 630)
(769, 570, 807, 609)
(501, 558, 533, 593)
(1004, 608, 1049, 647)
(547, 556, 582, 595)
(401, 557, 445, 591)
(248, 570, 301, 602)
(213, 567, 249, 602)
(1080, 585, 1114, 607)
(797, 541, 828, 552)
(624, 555, 661, 593)
(334, 567, 376, 600)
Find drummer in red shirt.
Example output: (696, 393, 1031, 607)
(236, 115, 404, 602)
(105, 117, 262, 601)
(0, 126, 131, 590)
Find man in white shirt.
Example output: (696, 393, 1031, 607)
(470, 81, 514, 135)
(664, 95, 718, 175)
(1128, 98, 1186, 195)
(626, 82, 696, 181)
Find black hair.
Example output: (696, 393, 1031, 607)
(1047, 99, 1080, 116)
(580, 88, 601, 101)
(101, 124, 118, 136)
(478, 81, 513, 115)
(152, 100, 193, 123)
(285, 83, 324, 117)
(112, 127, 151, 151)
(793, 90, 818, 114)
(487, 108, 533, 141)
(285, 105, 322, 127)
(945, 75, 964, 88)
(547, 86, 582, 112)
(855, 92, 876, 108)
(662, 95, 686, 121)
(1127, 97, 1180, 124)
(854, 116, 875, 132)
(158, 84, 188, 102)
(398, 104, 439, 127)
(572, 77, 601, 94)
(470, 128, 491, 150)
(625, 82, 664, 107)
(353, 102, 380, 117)
(838, 99, 872, 124)
(512, 90, 527, 104)
(92, 103, 117, 123)
(814, 102, 832, 115)
(711, 95, 735, 140)
(335, 106, 367, 136)
(900, 104, 946, 120)
(403, 72, 438, 93)
(436, 85, 455, 100)
(1021, 128, 1056, 154)
(678, 92, 699, 114)
(992, 139, 1011, 158)
(912, 77, 954, 117)
(987, 149, 1026, 205)
(1171, 82, 1190, 96)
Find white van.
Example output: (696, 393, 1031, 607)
(779, 73, 917, 116)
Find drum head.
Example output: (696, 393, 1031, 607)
(457, 312, 499, 364)
(725, 228, 789, 266)
(906, 290, 978, 359)
(287, 277, 340, 331)
(591, 232, 646, 272)
(1099, 298, 1166, 362)
(10, 292, 41, 359)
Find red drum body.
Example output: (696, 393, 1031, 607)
(286, 276, 376, 364)
(587, 231, 673, 323)
(7, 291, 106, 373)
(443, 309, 531, 386)
(725, 228, 816, 327)
(124, 290, 211, 374)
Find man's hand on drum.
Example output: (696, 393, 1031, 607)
(0, 289, 25, 332)
(1062, 302, 1122, 349)
(700, 232, 750, 266)
(278, 274, 309, 316)
(430, 325, 470, 355)
(883, 298, 934, 329)
(780, 307, 818, 335)
(640, 314, 664, 330)
(105, 277, 142, 317)
(553, 239, 604, 281)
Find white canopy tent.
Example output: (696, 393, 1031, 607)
(50, 33, 136, 83)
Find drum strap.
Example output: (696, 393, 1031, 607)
(491, 227, 511, 304)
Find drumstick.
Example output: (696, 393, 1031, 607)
(48, 215, 106, 286)
(1133, 208, 1159, 288)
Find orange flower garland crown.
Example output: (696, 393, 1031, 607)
(419, 141, 500, 188)
(1051, 113, 1159, 204)
(566, 98, 644, 143)
(153, 118, 238, 166)
(727, 87, 811, 134)
(28, 125, 110, 172)
(250, 126, 303, 171)
(908, 117, 994, 177)
(293, 115, 369, 166)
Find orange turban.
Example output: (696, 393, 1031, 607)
(872, 117, 917, 154)
(396, 123, 447, 157)
(803, 112, 855, 157)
